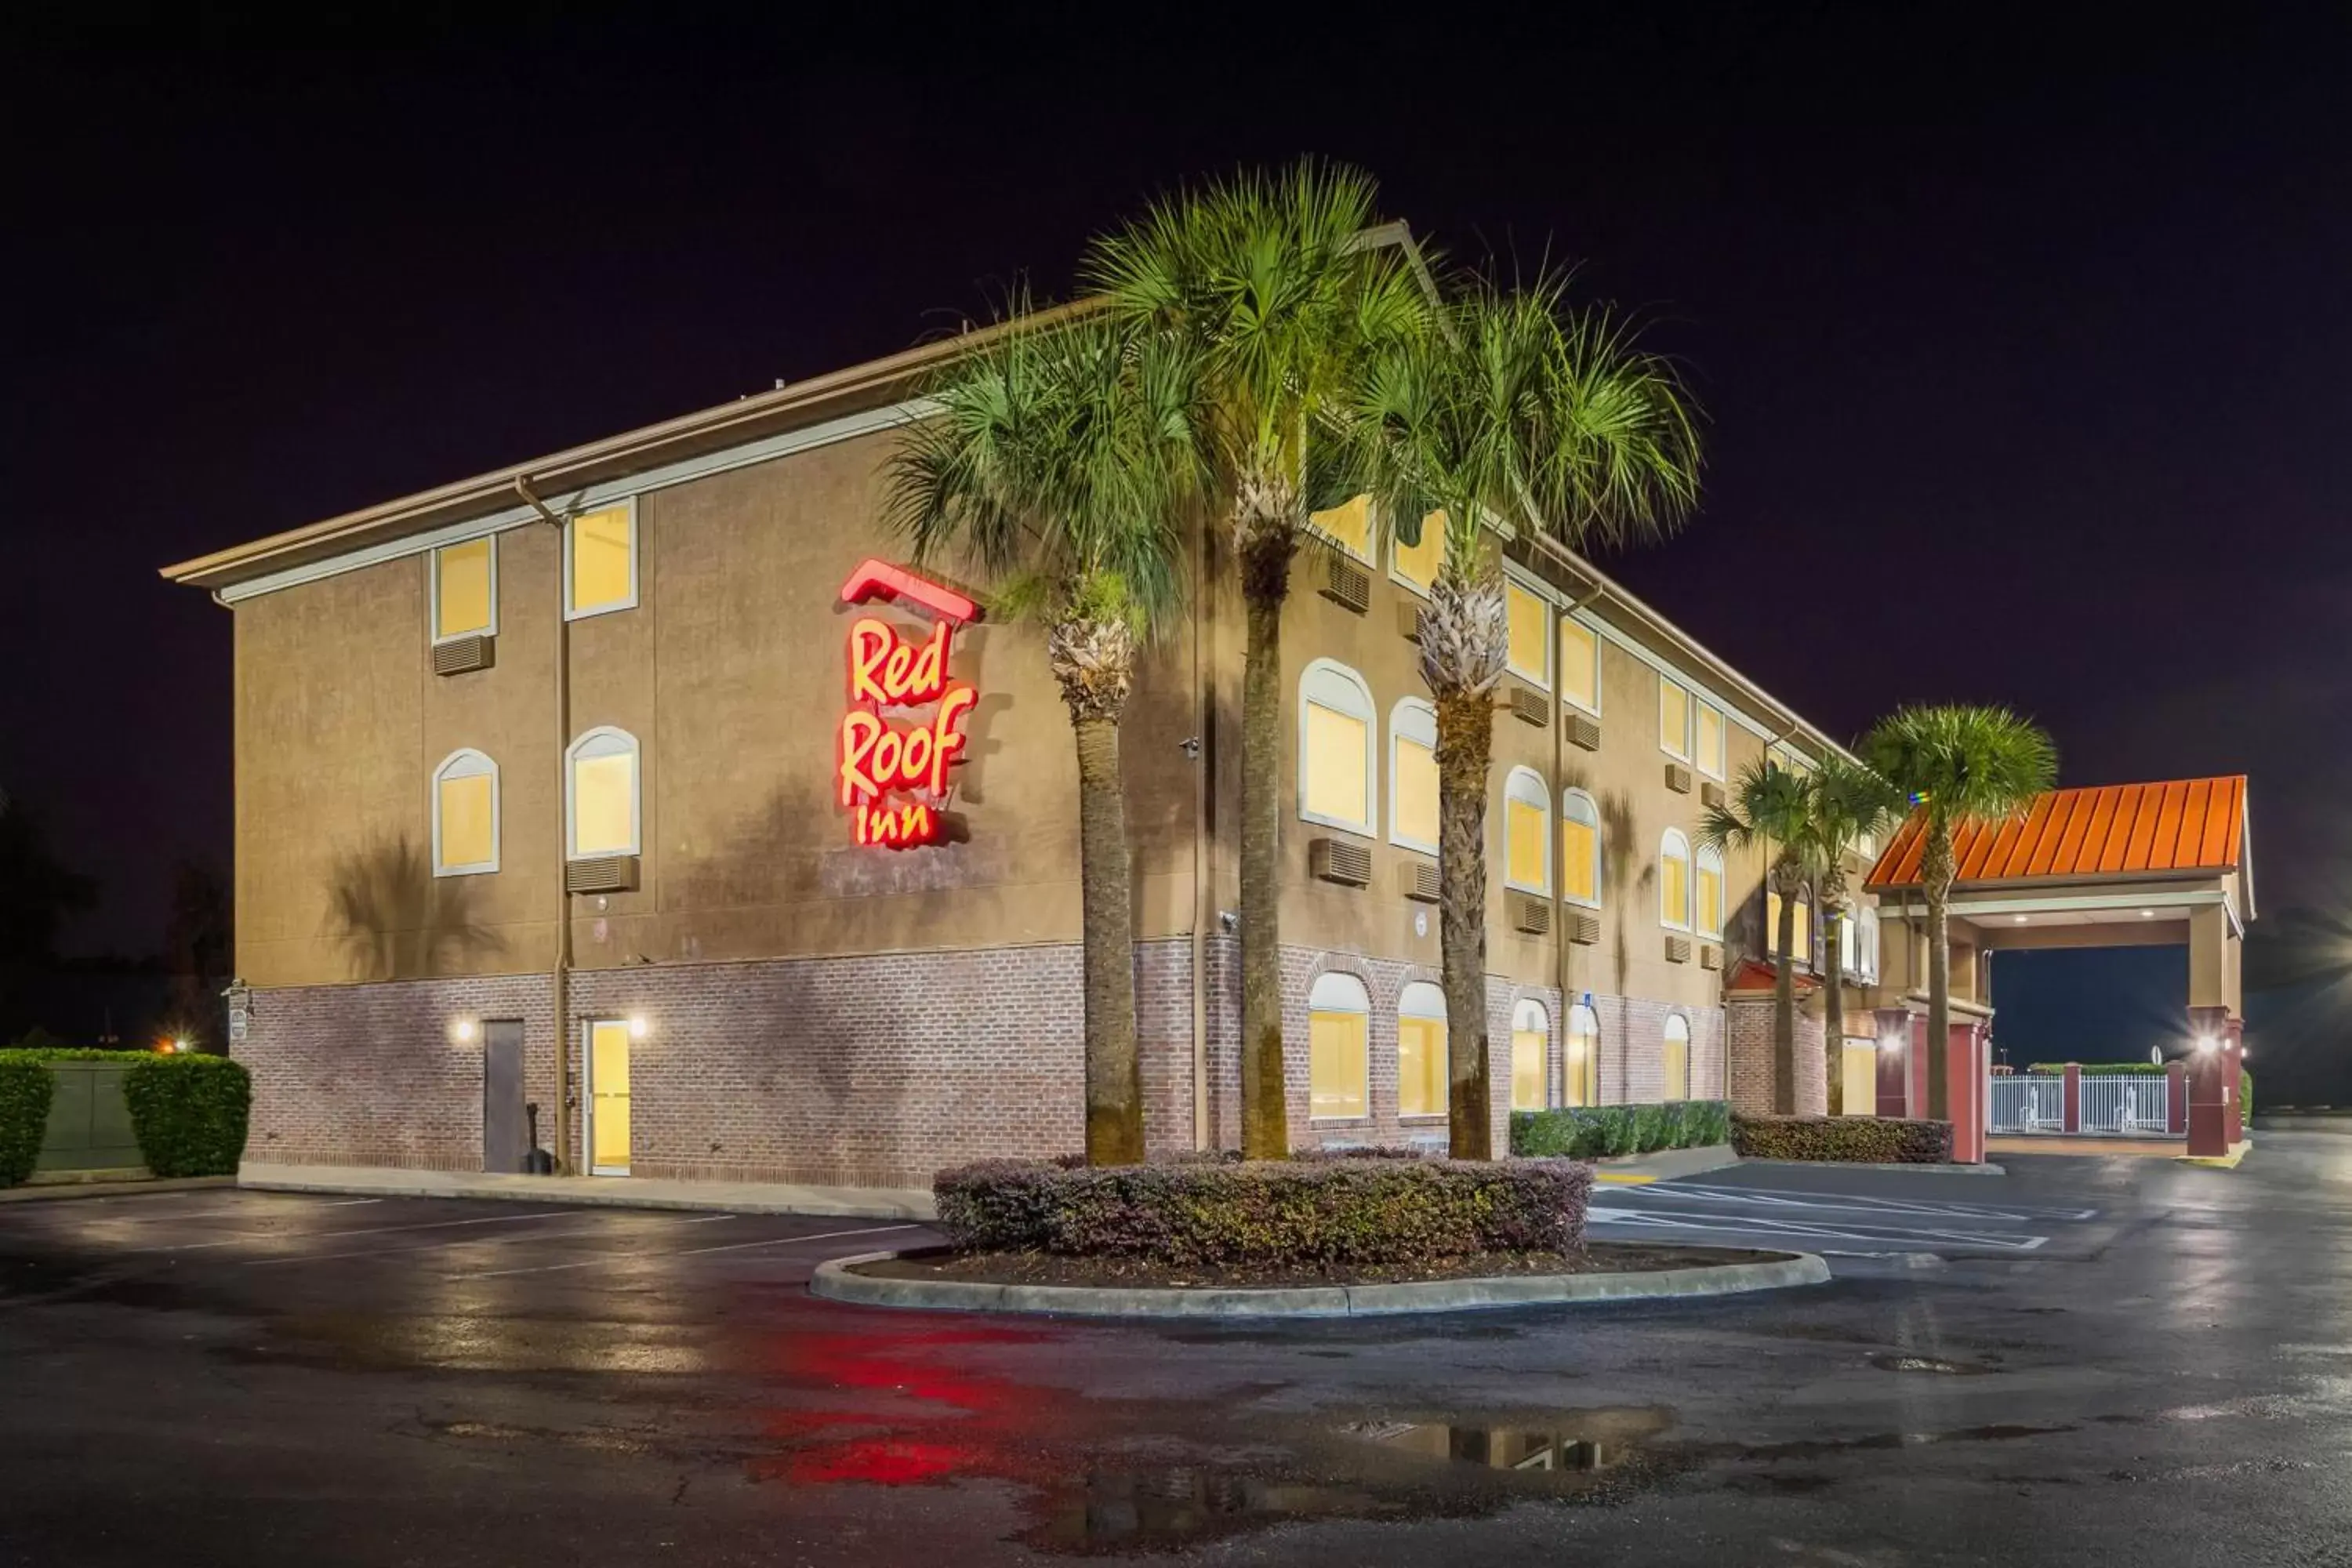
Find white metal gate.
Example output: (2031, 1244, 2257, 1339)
(2081, 1074, 2169, 1135)
(1988, 1076, 2063, 1133)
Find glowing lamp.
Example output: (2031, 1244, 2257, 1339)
(628, 1015, 649, 1040)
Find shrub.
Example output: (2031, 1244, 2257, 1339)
(1732, 1113, 1953, 1164)
(932, 1156, 1592, 1266)
(1509, 1101, 1733, 1159)
(0, 1054, 56, 1188)
(122, 1056, 252, 1178)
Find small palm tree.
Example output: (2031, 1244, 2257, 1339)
(1356, 274, 1700, 1157)
(1087, 160, 1425, 1157)
(1862, 706, 2056, 1119)
(1697, 760, 1820, 1114)
(887, 308, 1203, 1165)
(1806, 756, 1904, 1113)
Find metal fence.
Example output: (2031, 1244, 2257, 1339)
(1988, 1075, 2064, 1134)
(2081, 1073, 2169, 1135)
(1987, 1073, 2171, 1136)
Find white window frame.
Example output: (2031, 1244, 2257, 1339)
(1308, 971, 1373, 1123)
(1860, 905, 1881, 982)
(1560, 788, 1603, 910)
(1387, 697, 1439, 855)
(1662, 1012, 1693, 1101)
(1658, 674, 1693, 762)
(1503, 766, 1551, 895)
(1510, 997, 1552, 1112)
(430, 748, 500, 877)
(1695, 843, 1726, 938)
(563, 495, 641, 621)
(1566, 1001, 1601, 1108)
(429, 536, 499, 646)
(1396, 980, 1449, 1120)
(1558, 613, 1603, 717)
(1839, 906, 1857, 975)
(1298, 659, 1377, 838)
(1388, 505, 1443, 599)
(1694, 699, 1726, 780)
(565, 725, 642, 860)
(1503, 572, 1552, 689)
(1660, 827, 1694, 931)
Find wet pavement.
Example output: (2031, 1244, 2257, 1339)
(4, 1138, 2352, 1566)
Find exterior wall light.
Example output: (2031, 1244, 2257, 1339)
(628, 1015, 649, 1040)
(451, 1018, 479, 1044)
(170, 1038, 191, 1054)
(2194, 1035, 2218, 1054)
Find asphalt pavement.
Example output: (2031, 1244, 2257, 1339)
(3, 1138, 2350, 1566)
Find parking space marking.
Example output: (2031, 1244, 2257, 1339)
(456, 1221, 923, 1279)
(1639, 1181, 2097, 1222)
(237, 1211, 747, 1269)
(118, 1209, 576, 1254)
(1588, 1203, 2050, 1251)
(27, 1197, 384, 1224)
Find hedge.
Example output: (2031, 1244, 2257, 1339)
(1510, 1099, 1730, 1159)
(932, 1156, 1592, 1266)
(122, 1057, 253, 1178)
(1732, 1112, 1953, 1163)
(2024, 1061, 2253, 1117)
(0, 1054, 57, 1187)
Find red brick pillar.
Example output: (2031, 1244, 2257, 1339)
(1944, 1021, 1987, 1163)
(2165, 1060, 2188, 1135)
(1873, 1008, 1911, 1117)
(2223, 1020, 2245, 1147)
(2187, 1006, 2232, 1158)
(2062, 1062, 2082, 1134)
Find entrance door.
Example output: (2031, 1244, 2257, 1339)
(583, 1020, 632, 1176)
(482, 1020, 525, 1172)
(1840, 1042, 1878, 1116)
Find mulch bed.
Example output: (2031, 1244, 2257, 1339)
(851, 1242, 1778, 1291)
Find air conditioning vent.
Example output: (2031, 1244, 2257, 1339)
(1700, 942, 1723, 971)
(1664, 932, 1693, 964)
(564, 855, 640, 895)
(1400, 859, 1440, 903)
(1700, 779, 1727, 810)
(1565, 712, 1601, 752)
(1319, 552, 1370, 615)
(1664, 762, 1693, 794)
(1507, 685, 1549, 728)
(1569, 910, 1601, 946)
(1309, 837, 1371, 887)
(1397, 600, 1425, 642)
(433, 633, 494, 676)
(1508, 892, 1551, 936)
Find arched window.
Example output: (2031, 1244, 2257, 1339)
(432, 749, 499, 876)
(1308, 972, 1370, 1121)
(1696, 844, 1726, 938)
(1566, 1002, 1600, 1108)
(1510, 998, 1550, 1113)
(1660, 829, 1693, 931)
(1792, 891, 1814, 965)
(1504, 767, 1550, 894)
(1838, 905, 1857, 974)
(1396, 981, 1447, 1120)
(1662, 1014, 1692, 1102)
(1388, 699, 1439, 853)
(1561, 789, 1602, 907)
(567, 727, 641, 859)
(1298, 660, 1375, 837)
(1859, 905, 1881, 982)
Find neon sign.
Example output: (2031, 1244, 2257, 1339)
(836, 559, 979, 848)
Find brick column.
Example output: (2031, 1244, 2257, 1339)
(2165, 1060, 2188, 1135)
(2062, 1062, 2082, 1134)
(1873, 1007, 1911, 1117)
(1946, 1021, 1987, 1163)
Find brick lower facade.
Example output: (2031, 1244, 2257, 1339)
(1726, 993, 1828, 1116)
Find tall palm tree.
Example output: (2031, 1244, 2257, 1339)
(1861, 706, 2056, 1120)
(1806, 756, 1904, 1113)
(1356, 274, 1700, 1157)
(1087, 161, 1425, 1157)
(1697, 759, 1820, 1115)
(887, 308, 1203, 1165)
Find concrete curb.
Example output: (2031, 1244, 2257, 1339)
(811, 1247, 1831, 1319)
(237, 1163, 935, 1221)
(0, 1174, 234, 1205)
(2176, 1139, 2252, 1170)
(1734, 1158, 2007, 1176)
(1592, 1144, 1742, 1185)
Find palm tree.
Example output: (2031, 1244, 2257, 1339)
(1697, 760, 1820, 1115)
(1861, 706, 2056, 1120)
(1806, 756, 1904, 1113)
(1087, 161, 1425, 1157)
(887, 308, 1203, 1165)
(1356, 274, 1700, 1157)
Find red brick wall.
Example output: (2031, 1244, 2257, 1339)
(1726, 994, 1828, 1117)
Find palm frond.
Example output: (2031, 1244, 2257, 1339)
(1861, 706, 2058, 832)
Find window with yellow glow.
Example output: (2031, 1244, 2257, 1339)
(1659, 677, 1692, 759)
(1389, 699, 1439, 851)
(432, 750, 499, 875)
(1842, 1042, 1878, 1116)
(1310, 494, 1371, 561)
(433, 538, 495, 641)
(1398, 982, 1447, 1118)
(1660, 829, 1692, 929)
(1299, 661, 1374, 834)
(1504, 768, 1549, 894)
(1566, 1004, 1599, 1107)
(586, 1019, 633, 1173)
(1559, 618, 1599, 713)
(1695, 701, 1726, 779)
(1505, 579, 1550, 687)
(1308, 973, 1370, 1120)
(1511, 999, 1549, 1112)
(1793, 894, 1813, 964)
(1392, 508, 1444, 593)
(1661, 1015, 1691, 1102)
(1561, 789, 1601, 906)
(1696, 844, 1725, 938)
(1838, 909, 1856, 973)
(568, 728, 640, 858)
(567, 502, 636, 618)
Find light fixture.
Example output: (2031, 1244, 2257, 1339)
(2140, 909, 2155, 919)
(170, 1037, 190, 1054)
(2194, 1035, 2218, 1054)
(452, 1018, 478, 1044)
(2013, 914, 2029, 924)
(628, 1015, 649, 1040)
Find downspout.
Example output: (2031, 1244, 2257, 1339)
(515, 476, 573, 1174)
(1190, 503, 1212, 1150)
(1552, 581, 1602, 1108)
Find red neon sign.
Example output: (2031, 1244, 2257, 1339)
(836, 563, 978, 848)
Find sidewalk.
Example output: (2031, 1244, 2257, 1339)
(1591, 1144, 1741, 1185)
(238, 1163, 937, 1221)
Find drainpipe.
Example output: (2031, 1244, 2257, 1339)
(515, 477, 572, 1174)
(1552, 581, 1602, 1108)
(1190, 503, 1211, 1150)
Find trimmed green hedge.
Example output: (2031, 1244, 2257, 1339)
(1733, 1112, 1953, 1163)
(123, 1057, 253, 1178)
(2026, 1061, 2254, 1117)
(933, 1156, 1592, 1265)
(0, 1054, 57, 1187)
(1510, 1100, 1731, 1159)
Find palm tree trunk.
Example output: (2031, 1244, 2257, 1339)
(1923, 827, 1955, 1121)
(1773, 876, 1797, 1115)
(1824, 906, 1846, 1116)
(1238, 541, 1291, 1159)
(1436, 688, 1494, 1159)
(1073, 711, 1145, 1165)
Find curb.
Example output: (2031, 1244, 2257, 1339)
(810, 1247, 1831, 1319)
(1734, 1158, 2006, 1176)
(1592, 1144, 1742, 1185)
(0, 1174, 234, 1205)
(2176, 1139, 2252, 1170)
(236, 1164, 934, 1221)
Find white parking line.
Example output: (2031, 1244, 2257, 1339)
(1640, 1182, 2096, 1222)
(459, 1222, 924, 1279)
(120, 1209, 575, 1254)
(1588, 1203, 2050, 1251)
(238, 1211, 746, 1269)
(40, 1198, 383, 1224)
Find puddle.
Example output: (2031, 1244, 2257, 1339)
(1026, 1469, 1396, 1553)
(1871, 1354, 1998, 1375)
(1340, 1414, 1669, 1474)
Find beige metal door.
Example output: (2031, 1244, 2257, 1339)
(585, 1020, 631, 1175)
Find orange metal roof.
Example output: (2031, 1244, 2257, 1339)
(1865, 776, 2247, 890)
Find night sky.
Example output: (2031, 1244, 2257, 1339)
(7, 8, 2347, 1074)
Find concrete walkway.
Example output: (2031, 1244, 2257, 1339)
(238, 1162, 936, 1221)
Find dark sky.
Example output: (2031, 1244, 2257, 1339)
(7, 3, 2349, 972)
